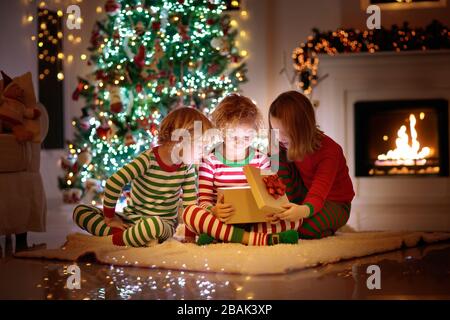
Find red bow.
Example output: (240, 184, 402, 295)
(262, 174, 286, 199)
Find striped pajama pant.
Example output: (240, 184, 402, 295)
(73, 204, 176, 247)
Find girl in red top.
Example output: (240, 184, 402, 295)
(260, 91, 355, 239)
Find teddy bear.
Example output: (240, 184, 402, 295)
(0, 71, 41, 142)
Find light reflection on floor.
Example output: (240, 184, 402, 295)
(1, 202, 449, 300)
(1, 242, 450, 300)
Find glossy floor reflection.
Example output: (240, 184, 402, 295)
(1, 202, 449, 300)
(2, 242, 450, 300)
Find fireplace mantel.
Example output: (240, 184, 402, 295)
(314, 50, 450, 231)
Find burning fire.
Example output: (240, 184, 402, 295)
(376, 114, 431, 166)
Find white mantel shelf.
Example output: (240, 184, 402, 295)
(313, 49, 450, 232)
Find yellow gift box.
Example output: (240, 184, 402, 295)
(218, 165, 289, 224)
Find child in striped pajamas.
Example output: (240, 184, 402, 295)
(73, 107, 212, 247)
(260, 91, 355, 239)
(183, 94, 299, 246)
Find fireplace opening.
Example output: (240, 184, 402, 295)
(354, 99, 449, 177)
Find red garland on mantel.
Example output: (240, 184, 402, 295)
(292, 20, 450, 95)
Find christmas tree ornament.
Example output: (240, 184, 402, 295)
(178, 23, 190, 41)
(104, 0, 120, 15)
(96, 121, 111, 140)
(135, 20, 145, 36)
(169, 74, 176, 86)
(79, 116, 91, 131)
(60, 155, 77, 171)
(133, 45, 146, 69)
(124, 130, 136, 146)
(208, 63, 220, 75)
(95, 70, 108, 82)
(220, 41, 230, 56)
(148, 40, 164, 72)
(109, 86, 123, 113)
(72, 80, 86, 101)
(77, 148, 92, 166)
(83, 178, 103, 204)
(231, 55, 241, 63)
(151, 21, 161, 31)
(210, 37, 224, 50)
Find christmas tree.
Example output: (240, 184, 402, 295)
(59, 0, 247, 204)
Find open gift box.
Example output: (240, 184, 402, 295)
(218, 165, 290, 224)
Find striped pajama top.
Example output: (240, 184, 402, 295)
(198, 147, 271, 210)
(102, 146, 197, 219)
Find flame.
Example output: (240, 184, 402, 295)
(377, 114, 431, 166)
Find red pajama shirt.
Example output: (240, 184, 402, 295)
(294, 134, 355, 216)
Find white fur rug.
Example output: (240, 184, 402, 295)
(15, 230, 450, 275)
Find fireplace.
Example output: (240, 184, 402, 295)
(354, 99, 449, 177)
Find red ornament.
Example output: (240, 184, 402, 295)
(72, 81, 85, 101)
(79, 117, 91, 131)
(124, 131, 136, 146)
(231, 55, 240, 63)
(104, 0, 120, 14)
(90, 30, 102, 48)
(137, 116, 151, 129)
(109, 87, 123, 113)
(151, 21, 161, 31)
(110, 102, 122, 113)
(96, 124, 111, 140)
(150, 123, 158, 135)
(169, 74, 176, 86)
(207, 19, 215, 25)
(95, 70, 108, 81)
(207, 64, 220, 75)
(178, 0, 185, 3)
(178, 24, 190, 41)
(133, 45, 146, 68)
(136, 83, 143, 93)
(262, 174, 286, 200)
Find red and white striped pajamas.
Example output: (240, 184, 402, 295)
(183, 148, 272, 245)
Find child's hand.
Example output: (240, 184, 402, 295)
(212, 194, 235, 222)
(275, 203, 310, 222)
(104, 216, 128, 230)
(265, 212, 280, 224)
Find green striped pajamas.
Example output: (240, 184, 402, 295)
(73, 147, 197, 247)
